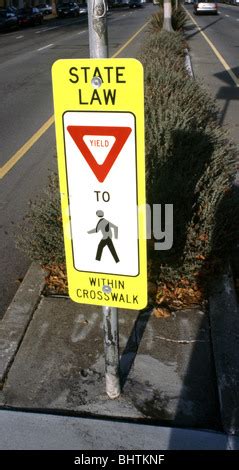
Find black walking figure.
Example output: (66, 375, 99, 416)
(88, 210, 120, 263)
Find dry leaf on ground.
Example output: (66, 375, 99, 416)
(153, 307, 171, 318)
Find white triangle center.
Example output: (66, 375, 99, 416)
(83, 135, 116, 164)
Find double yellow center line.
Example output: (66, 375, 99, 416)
(0, 116, 54, 180)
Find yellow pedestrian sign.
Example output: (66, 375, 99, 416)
(52, 58, 147, 310)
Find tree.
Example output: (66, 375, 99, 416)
(163, 0, 173, 32)
(51, 0, 57, 15)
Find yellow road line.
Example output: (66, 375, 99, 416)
(0, 115, 54, 179)
(0, 20, 150, 180)
(184, 7, 239, 87)
(112, 20, 150, 58)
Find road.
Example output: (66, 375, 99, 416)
(0, 5, 156, 318)
(184, 3, 239, 144)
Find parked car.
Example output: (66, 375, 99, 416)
(0, 6, 18, 14)
(184, 0, 194, 4)
(193, 0, 218, 14)
(129, 0, 143, 7)
(57, 2, 80, 17)
(0, 9, 18, 32)
(108, 0, 129, 6)
(36, 4, 53, 15)
(77, 2, 88, 14)
(17, 7, 44, 27)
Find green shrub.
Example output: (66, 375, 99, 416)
(150, 5, 188, 32)
(16, 173, 65, 264)
(140, 31, 188, 82)
(142, 31, 238, 283)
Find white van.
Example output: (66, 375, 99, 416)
(194, 0, 218, 14)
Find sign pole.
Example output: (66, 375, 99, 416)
(87, 0, 120, 399)
(88, 0, 109, 59)
(103, 306, 121, 399)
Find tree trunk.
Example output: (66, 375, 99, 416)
(163, 0, 173, 32)
(51, 0, 57, 16)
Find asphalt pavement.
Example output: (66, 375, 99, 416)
(184, 3, 239, 144)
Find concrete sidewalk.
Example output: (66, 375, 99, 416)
(0, 266, 220, 427)
(0, 263, 239, 450)
(0, 297, 219, 427)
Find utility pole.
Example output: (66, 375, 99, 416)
(87, 0, 120, 400)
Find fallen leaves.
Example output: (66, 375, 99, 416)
(155, 279, 204, 310)
(195, 254, 206, 261)
(44, 263, 68, 295)
(153, 307, 171, 318)
(198, 233, 208, 242)
(43, 262, 204, 312)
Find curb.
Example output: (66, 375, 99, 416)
(209, 264, 239, 435)
(0, 263, 45, 388)
(184, 48, 194, 78)
(0, 409, 238, 450)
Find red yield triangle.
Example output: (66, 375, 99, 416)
(67, 126, 132, 183)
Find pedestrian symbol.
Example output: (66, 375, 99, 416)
(88, 210, 120, 263)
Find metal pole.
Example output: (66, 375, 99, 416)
(103, 306, 121, 398)
(87, 1, 120, 398)
(87, 0, 109, 58)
